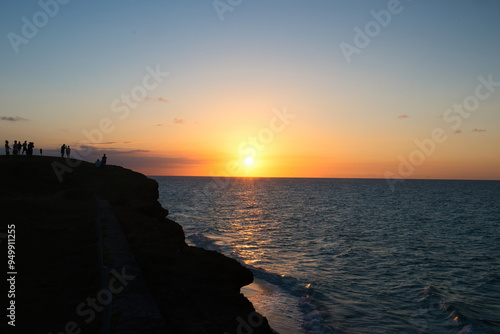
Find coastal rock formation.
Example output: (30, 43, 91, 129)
(105, 166, 275, 333)
(0, 156, 276, 334)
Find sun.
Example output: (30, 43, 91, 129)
(244, 156, 254, 166)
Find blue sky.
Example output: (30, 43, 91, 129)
(1, 0, 499, 178)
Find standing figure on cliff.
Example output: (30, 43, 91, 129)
(101, 154, 107, 168)
(4, 140, 10, 156)
(16, 141, 21, 155)
(27, 142, 34, 158)
(66, 145, 71, 158)
(22, 141, 27, 155)
(13, 141, 18, 156)
(40, 148, 43, 157)
(60, 144, 66, 158)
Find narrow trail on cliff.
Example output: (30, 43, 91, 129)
(96, 196, 167, 334)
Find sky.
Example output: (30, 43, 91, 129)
(1, 0, 499, 179)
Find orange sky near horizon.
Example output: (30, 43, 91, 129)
(1, 2, 500, 181)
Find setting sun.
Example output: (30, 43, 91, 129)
(244, 157, 254, 167)
(2, 2, 500, 333)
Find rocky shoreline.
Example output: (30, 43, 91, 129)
(0, 156, 276, 334)
(104, 163, 277, 333)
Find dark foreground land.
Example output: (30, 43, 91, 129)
(0, 156, 275, 334)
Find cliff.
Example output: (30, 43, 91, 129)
(0, 156, 276, 334)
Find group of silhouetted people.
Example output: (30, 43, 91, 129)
(59, 144, 109, 168)
(4, 140, 37, 158)
(4, 140, 111, 168)
(60, 144, 71, 158)
(95, 154, 107, 168)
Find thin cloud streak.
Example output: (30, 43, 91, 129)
(110, 155, 210, 172)
(1, 116, 29, 122)
(143, 97, 169, 103)
(77, 145, 150, 155)
(90, 141, 137, 145)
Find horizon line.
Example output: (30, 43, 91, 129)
(147, 175, 500, 182)
(2, 155, 498, 182)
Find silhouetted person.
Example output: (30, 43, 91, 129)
(40, 148, 43, 157)
(95, 159, 101, 168)
(13, 140, 18, 156)
(27, 142, 34, 158)
(101, 154, 107, 168)
(4, 140, 10, 156)
(22, 141, 27, 155)
(60, 144, 66, 158)
(66, 146, 71, 158)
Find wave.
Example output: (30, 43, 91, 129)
(186, 232, 342, 334)
(186, 232, 223, 252)
(419, 285, 500, 334)
(244, 265, 343, 334)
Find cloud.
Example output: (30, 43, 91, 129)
(156, 124, 164, 127)
(173, 118, 185, 124)
(144, 97, 169, 103)
(113, 149, 150, 154)
(397, 115, 410, 119)
(114, 155, 209, 169)
(91, 141, 136, 145)
(1, 116, 28, 122)
(75, 145, 150, 155)
(472, 128, 486, 132)
(454, 130, 462, 134)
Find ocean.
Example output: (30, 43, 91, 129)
(152, 176, 500, 334)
